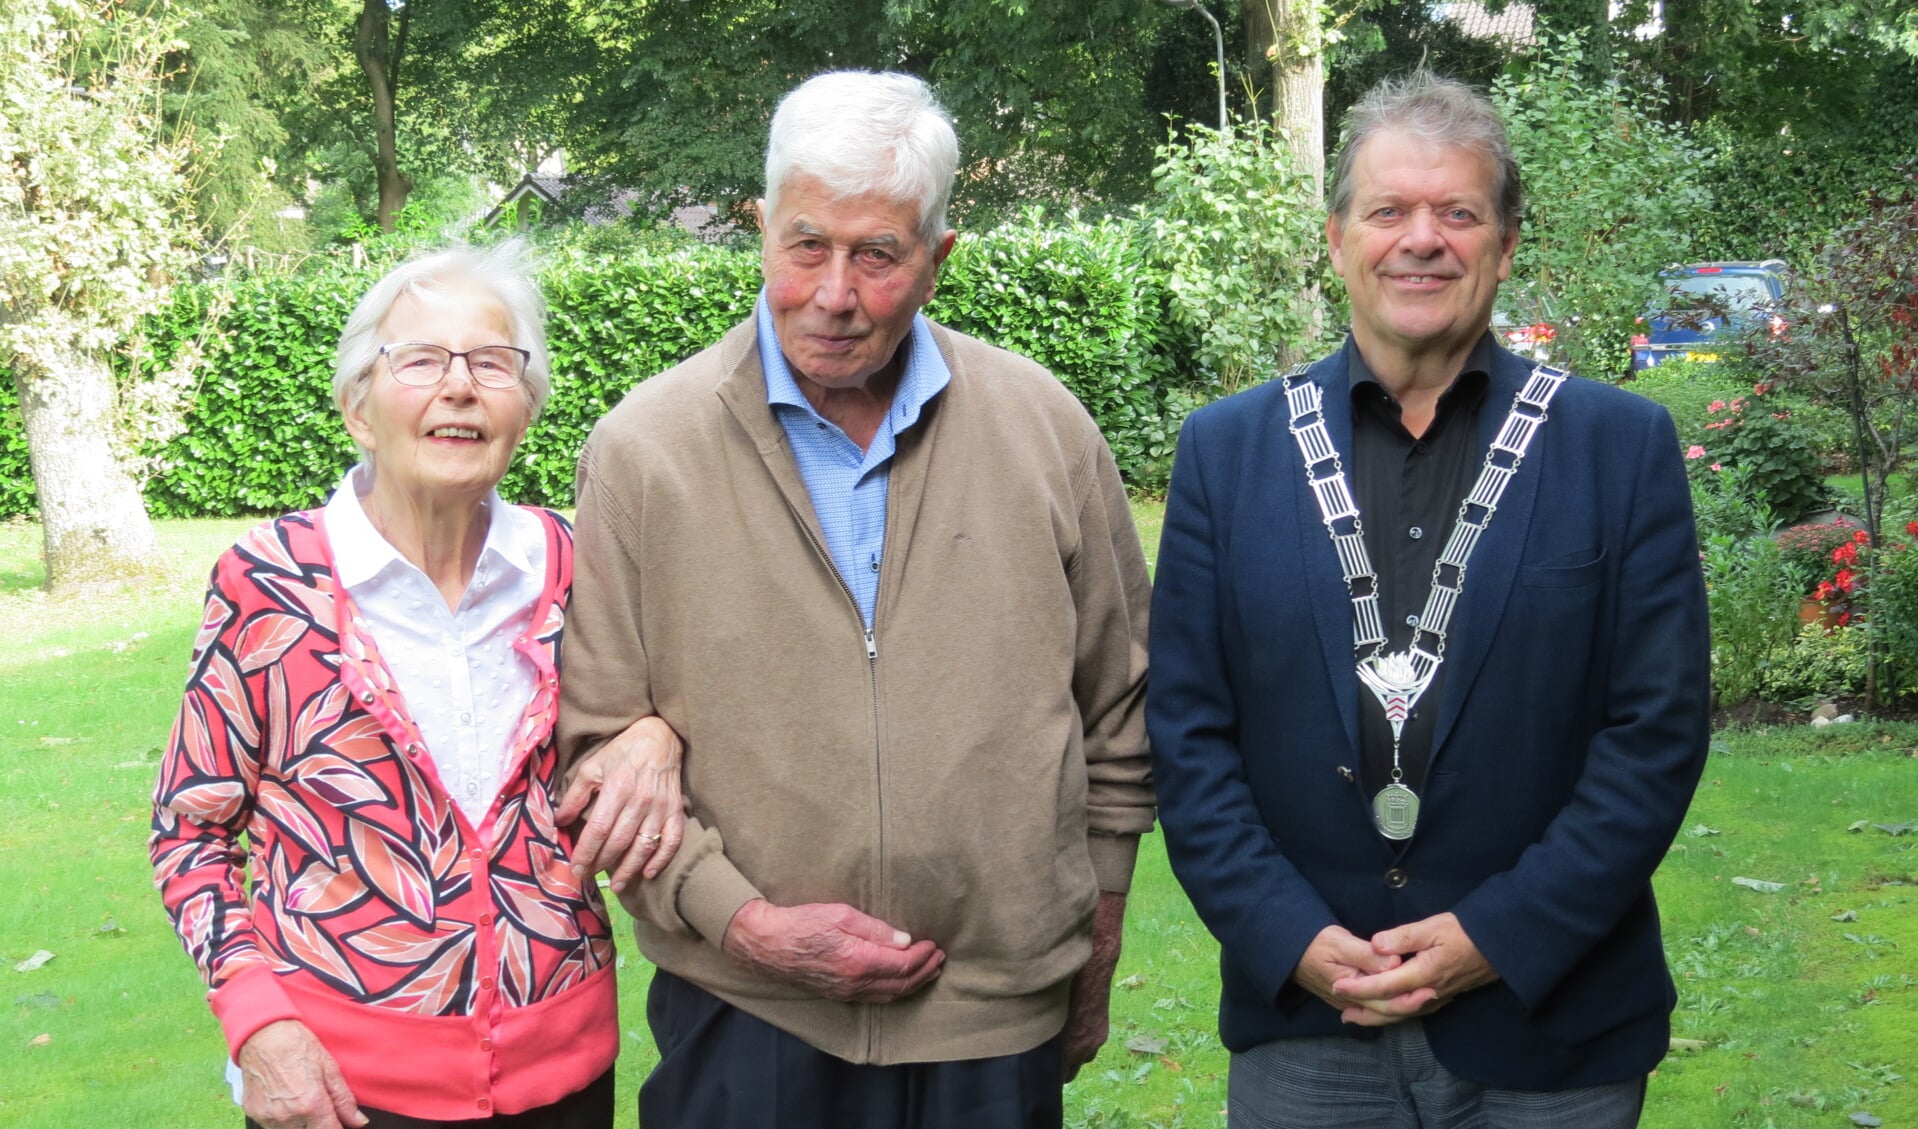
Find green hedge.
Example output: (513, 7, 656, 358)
(1, 221, 1202, 519)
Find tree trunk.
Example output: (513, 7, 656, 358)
(355, 0, 412, 232)
(1246, 0, 1324, 204)
(1245, 0, 1326, 366)
(10, 352, 161, 591)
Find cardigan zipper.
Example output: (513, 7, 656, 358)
(788, 514, 888, 1062)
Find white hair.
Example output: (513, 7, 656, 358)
(332, 241, 551, 459)
(763, 70, 960, 246)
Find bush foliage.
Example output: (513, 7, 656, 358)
(1, 218, 1205, 518)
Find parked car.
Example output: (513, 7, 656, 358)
(1631, 260, 1790, 371)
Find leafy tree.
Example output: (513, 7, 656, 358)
(162, 1, 331, 252)
(1614, 0, 1918, 260)
(1743, 168, 1918, 545)
(1492, 33, 1711, 379)
(561, 0, 1183, 228)
(1324, 1, 1508, 132)
(1, 0, 201, 588)
(248, 0, 605, 237)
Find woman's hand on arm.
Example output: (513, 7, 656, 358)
(237, 1019, 367, 1129)
(556, 715, 686, 891)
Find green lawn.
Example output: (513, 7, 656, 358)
(2, 513, 1914, 1127)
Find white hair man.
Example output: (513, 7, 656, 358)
(558, 70, 1155, 1128)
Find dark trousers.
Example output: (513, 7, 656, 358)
(244, 1067, 612, 1129)
(640, 969, 1064, 1129)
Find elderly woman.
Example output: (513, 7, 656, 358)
(151, 243, 681, 1129)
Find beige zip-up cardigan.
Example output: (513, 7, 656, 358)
(557, 317, 1155, 1065)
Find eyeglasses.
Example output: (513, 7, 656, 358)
(379, 342, 530, 389)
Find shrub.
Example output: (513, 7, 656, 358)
(1761, 622, 1870, 704)
(1, 219, 1200, 517)
(929, 213, 1195, 491)
(1689, 466, 1771, 546)
(1853, 503, 1918, 701)
(1145, 120, 1329, 391)
(1626, 360, 1764, 452)
(1689, 382, 1828, 525)
(1702, 528, 1802, 707)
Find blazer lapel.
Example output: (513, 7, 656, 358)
(1428, 349, 1545, 762)
(1292, 354, 1364, 757)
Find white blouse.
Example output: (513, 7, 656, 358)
(322, 467, 546, 825)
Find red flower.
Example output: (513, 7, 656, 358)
(1905, 520, 1917, 537)
(1753, 381, 1773, 396)
(1816, 581, 1836, 600)
(1836, 568, 1856, 592)
(1838, 611, 1853, 625)
(1834, 543, 1860, 565)
(1855, 529, 1872, 544)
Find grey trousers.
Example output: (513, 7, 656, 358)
(1228, 1022, 1646, 1129)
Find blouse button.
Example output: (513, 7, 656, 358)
(359, 691, 374, 704)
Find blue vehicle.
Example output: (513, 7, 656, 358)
(1631, 260, 1790, 371)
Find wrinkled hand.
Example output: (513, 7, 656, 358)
(1061, 892, 1126, 1083)
(556, 715, 685, 892)
(1292, 924, 1408, 1024)
(237, 1019, 367, 1129)
(1331, 912, 1499, 1027)
(721, 899, 945, 1003)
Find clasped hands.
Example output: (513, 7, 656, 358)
(1293, 912, 1498, 1027)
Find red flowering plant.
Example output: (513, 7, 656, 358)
(1811, 528, 1875, 627)
(1775, 515, 1866, 595)
(1809, 511, 1918, 700)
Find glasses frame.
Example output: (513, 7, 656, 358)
(378, 342, 531, 389)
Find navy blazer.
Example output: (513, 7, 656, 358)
(1147, 339, 1711, 1090)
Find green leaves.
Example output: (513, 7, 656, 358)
(1493, 32, 1712, 380)
(1144, 120, 1332, 393)
(4, 217, 1205, 516)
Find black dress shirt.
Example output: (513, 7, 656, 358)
(1347, 334, 1495, 833)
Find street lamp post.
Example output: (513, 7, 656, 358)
(1159, 0, 1228, 134)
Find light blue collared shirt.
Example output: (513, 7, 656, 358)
(757, 294, 951, 629)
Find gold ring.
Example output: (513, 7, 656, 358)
(638, 833, 662, 844)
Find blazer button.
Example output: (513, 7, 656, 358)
(1384, 867, 1409, 889)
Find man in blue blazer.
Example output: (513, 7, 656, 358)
(1147, 71, 1711, 1128)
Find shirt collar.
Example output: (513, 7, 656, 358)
(755, 291, 951, 433)
(1347, 330, 1496, 401)
(323, 465, 539, 591)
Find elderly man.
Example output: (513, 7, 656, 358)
(557, 70, 1154, 1128)
(1148, 71, 1710, 1128)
